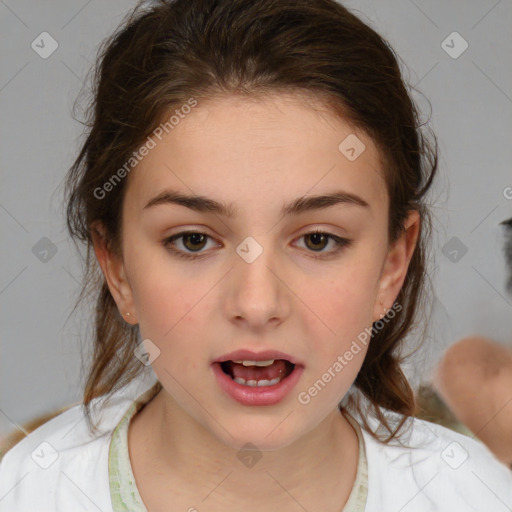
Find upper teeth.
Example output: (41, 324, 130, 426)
(232, 359, 275, 367)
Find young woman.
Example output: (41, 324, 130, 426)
(1, 1, 511, 510)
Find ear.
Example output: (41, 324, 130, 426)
(372, 210, 421, 322)
(90, 221, 138, 325)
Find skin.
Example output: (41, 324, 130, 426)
(92, 92, 420, 511)
(433, 335, 512, 466)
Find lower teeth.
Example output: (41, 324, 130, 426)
(233, 376, 281, 387)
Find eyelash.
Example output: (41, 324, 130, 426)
(162, 229, 352, 261)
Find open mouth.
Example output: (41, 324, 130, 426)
(219, 359, 295, 387)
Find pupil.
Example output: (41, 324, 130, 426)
(307, 233, 326, 251)
(185, 233, 206, 251)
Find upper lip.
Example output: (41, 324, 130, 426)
(213, 349, 302, 366)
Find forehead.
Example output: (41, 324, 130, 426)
(124, 93, 388, 217)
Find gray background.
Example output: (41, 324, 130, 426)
(1, 0, 511, 440)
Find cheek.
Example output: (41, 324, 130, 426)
(133, 279, 206, 381)
(308, 265, 379, 340)
(122, 235, 189, 332)
(133, 276, 203, 342)
(126, 256, 216, 375)
(299, 281, 375, 404)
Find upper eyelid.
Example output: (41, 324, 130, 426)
(165, 227, 345, 241)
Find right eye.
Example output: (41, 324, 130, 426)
(162, 231, 219, 260)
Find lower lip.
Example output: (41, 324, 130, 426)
(211, 362, 304, 406)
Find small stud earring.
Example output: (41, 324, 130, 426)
(125, 312, 131, 317)
(379, 300, 386, 319)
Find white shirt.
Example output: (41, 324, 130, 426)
(1, 372, 511, 511)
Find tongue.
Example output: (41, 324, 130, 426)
(228, 360, 289, 381)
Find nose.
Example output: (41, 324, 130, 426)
(224, 240, 290, 329)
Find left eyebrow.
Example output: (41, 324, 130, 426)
(143, 189, 370, 217)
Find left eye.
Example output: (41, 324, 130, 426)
(297, 231, 350, 255)
(162, 230, 351, 260)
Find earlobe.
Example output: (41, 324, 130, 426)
(373, 210, 421, 322)
(90, 221, 138, 324)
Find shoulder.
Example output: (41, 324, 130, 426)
(0, 374, 158, 511)
(360, 411, 512, 511)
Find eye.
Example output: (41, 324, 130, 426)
(162, 231, 218, 260)
(162, 229, 352, 260)
(295, 230, 352, 258)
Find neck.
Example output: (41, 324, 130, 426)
(129, 389, 360, 510)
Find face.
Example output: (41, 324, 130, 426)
(96, 92, 418, 451)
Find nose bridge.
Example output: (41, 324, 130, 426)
(226, 234, 288, 324)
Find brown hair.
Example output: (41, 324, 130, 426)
(64, 0, 438, 441)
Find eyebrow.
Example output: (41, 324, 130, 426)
(143, 188, 370, 217)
